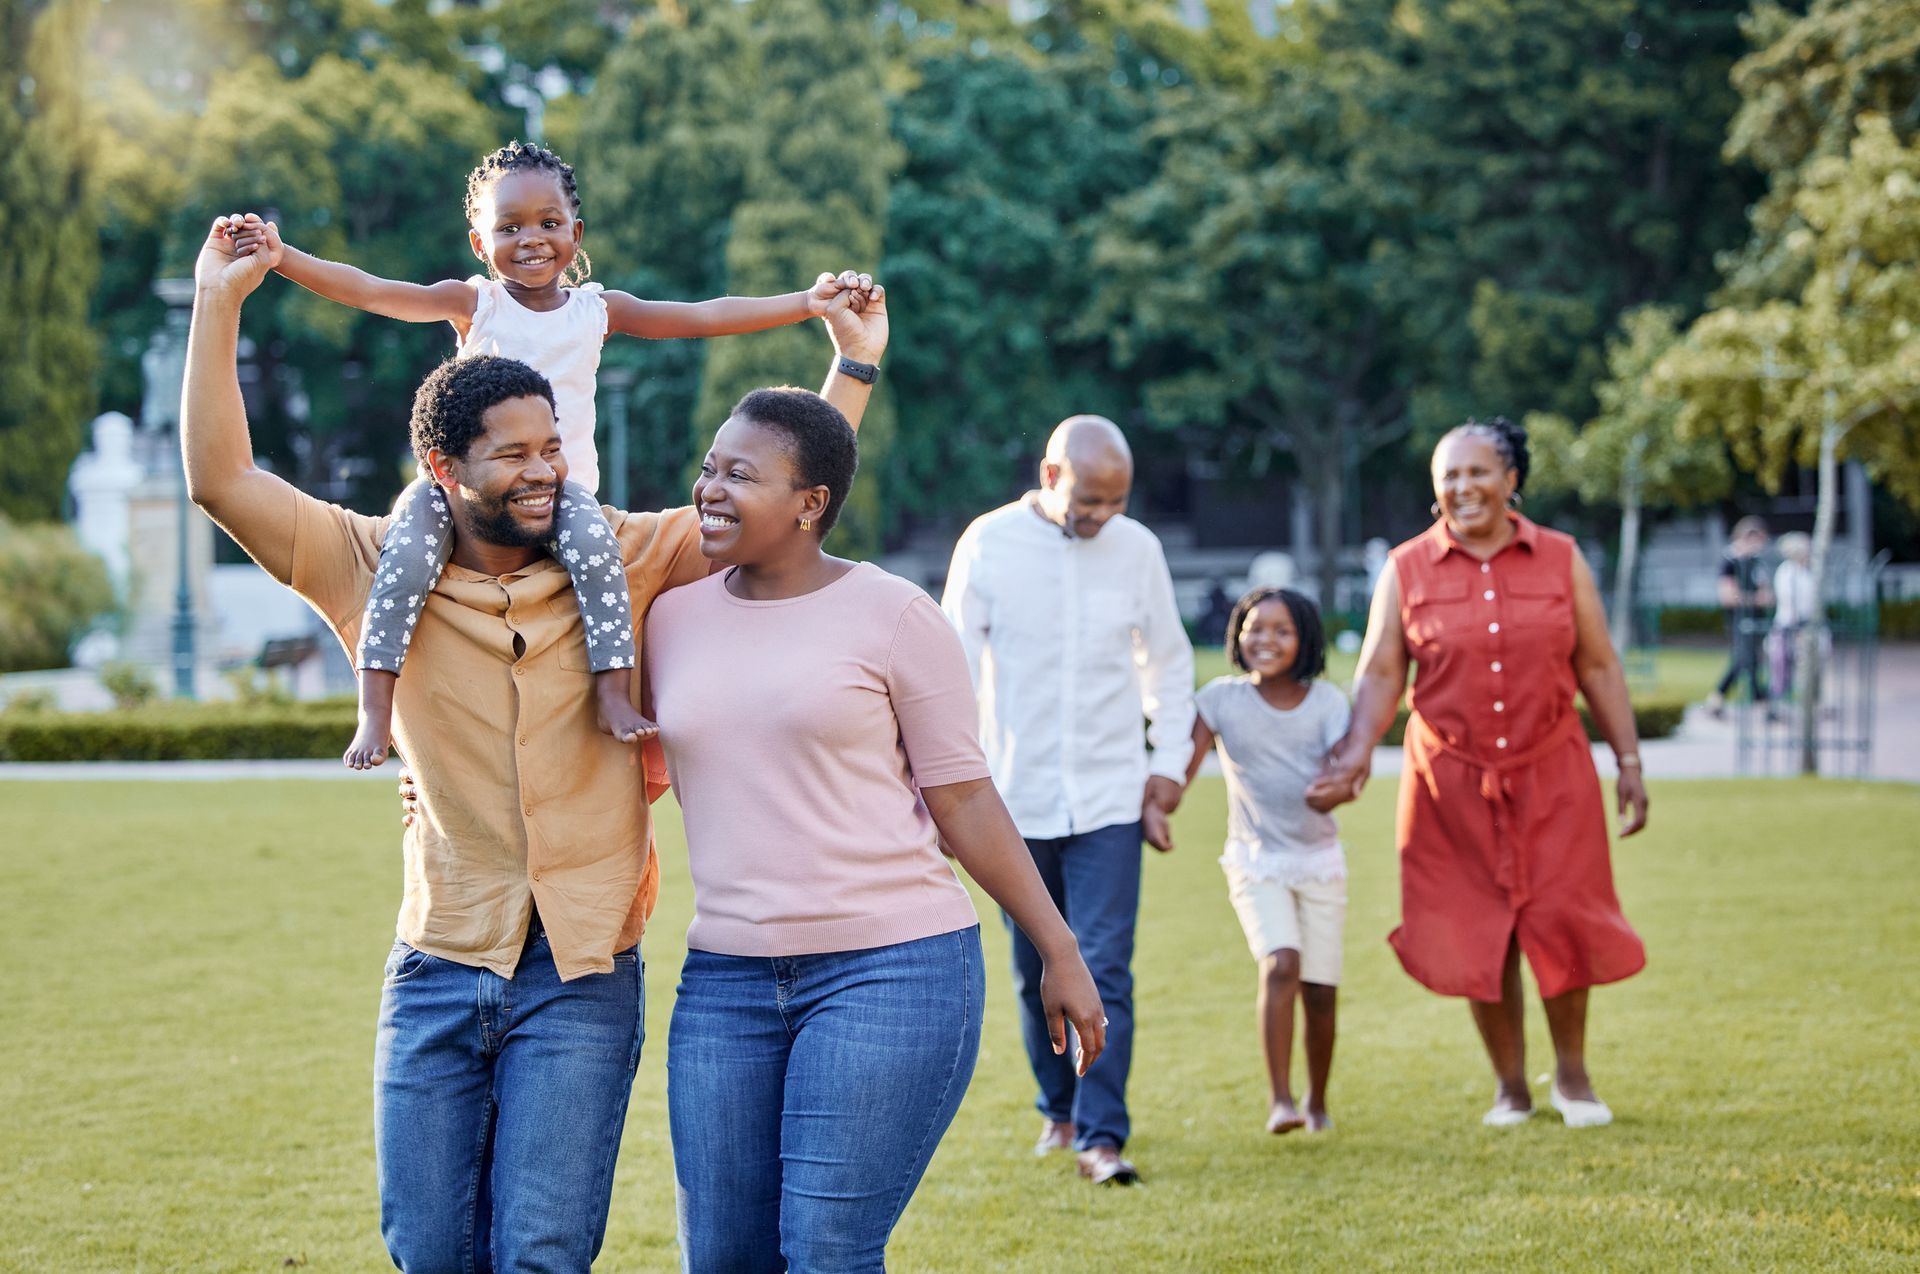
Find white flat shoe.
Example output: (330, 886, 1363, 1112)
(1481, 1101, 1535, 1127)
(1550, 1085, 1614, 1128)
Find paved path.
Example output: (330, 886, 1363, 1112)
(7, 646, 1916, 784)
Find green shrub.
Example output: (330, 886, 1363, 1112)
(1881, 598, 1920, 641)
(98, 661, 158, 710)
(223, 666, 295, 707)
(1, 687, 57, 713)
(0, 518, 117, 673)
(1654, 605, 1725, 638)
(0, 700, 356, 762)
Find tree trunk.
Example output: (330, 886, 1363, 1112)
(1798, 399, 1839, 776)
(1309, 445, 1345, 616)
(1610, 437, 1646, 654)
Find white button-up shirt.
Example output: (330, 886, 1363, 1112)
(941, 496, 1196, 840)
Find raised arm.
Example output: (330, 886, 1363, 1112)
(813, 275, 887, 433)
(606, 269, 878, 340)
(233, 215, 476, 328)
(182, 217, 307, 581)
(1569, 553, 1649, 836)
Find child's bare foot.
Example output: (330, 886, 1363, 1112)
(1267, 1100, 1306, 1135)
(594, 669, 657, 744)
(1305, 1106, 1334, 1133)
(346, 670, 397, 770)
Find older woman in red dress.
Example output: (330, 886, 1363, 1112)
(1314, 418, 1649, 1127)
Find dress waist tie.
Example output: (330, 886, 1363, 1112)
(1405, 710, 1588, 909)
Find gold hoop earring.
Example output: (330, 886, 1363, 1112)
(799, 518, 813, 532)
(1430, 501, 1442, 519)
(1509, 491, 1524, 508)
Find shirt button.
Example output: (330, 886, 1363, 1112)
(1496, 737, 1508, 749)
(1494, 701, 1505, 712)
(513, 665, 524, 676)
(1481, 563, 1491, 573)
(518, 736, 528, 746)
(1491, 661, 1503, 672)
(1488, 622, 1500, 634)
(523, 805, 533, 817)
(1484, 590, 1496, 601)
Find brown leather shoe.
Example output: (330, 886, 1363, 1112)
(1033, 1119, 1075, 1156)
(1076, 1144, 1140, 1186)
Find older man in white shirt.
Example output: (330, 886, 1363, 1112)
(942, 415, 1195, 1186)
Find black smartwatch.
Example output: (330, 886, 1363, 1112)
(835, 355, 880, 385)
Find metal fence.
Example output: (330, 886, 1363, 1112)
(1733, 553, 1889, 778)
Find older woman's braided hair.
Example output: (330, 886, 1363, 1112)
(464, 140, 593, 288)
(1442, 415, 1531, 493)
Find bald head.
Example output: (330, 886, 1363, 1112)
(1037, 414, 1133, 539)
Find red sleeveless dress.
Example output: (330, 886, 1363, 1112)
(1387, 515, 1645, 1002)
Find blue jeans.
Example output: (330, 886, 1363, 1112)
(1005, 820, 1142, 1152)
(373, 929, 644, 1274)
(667, 927, 985, 1273)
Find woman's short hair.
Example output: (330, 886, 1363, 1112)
(731, 387, 859, 535)
(1226, 586, 1327, 681)
(1440, 416, 1531, 492)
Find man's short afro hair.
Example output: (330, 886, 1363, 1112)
(410, 355, 557, 467)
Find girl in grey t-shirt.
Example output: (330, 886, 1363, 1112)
(1180, 587, 1356, 1135)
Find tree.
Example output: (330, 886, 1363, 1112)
(691, 0, 897, 553)
(1659, 116, 1920, 770)
(1082, 68, 1418, 608)
(1, 0, 99, 522)
(1310, 0, 1758, 438)
(168, 53, 497, 506)
(1527, 307, 1732, 650)
(878, 42, 1156, 525)
(575, 0, 760, 510)
(1715, 0, 1920, 304)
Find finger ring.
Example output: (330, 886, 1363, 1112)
(1101, 1017, 1110, 1026)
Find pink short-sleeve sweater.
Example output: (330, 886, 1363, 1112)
(644, 563, 989, 956)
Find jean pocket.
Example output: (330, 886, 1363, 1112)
(383, 940, 436, 987)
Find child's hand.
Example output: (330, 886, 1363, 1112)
(807, 269, 879, 317)
(1304, 749, 1365, 811)
(229, 213, 285, 269)
(805, 271, 846, 316)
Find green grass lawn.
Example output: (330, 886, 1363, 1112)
(3, 778, 1915, 1271)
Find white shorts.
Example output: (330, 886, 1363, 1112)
(1223, 865, 1348, 986)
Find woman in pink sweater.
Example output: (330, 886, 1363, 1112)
(645, 386, 1104, 1271)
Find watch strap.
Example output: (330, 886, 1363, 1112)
(836, 355, 879, 385)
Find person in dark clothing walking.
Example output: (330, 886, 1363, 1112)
(1708, 517, 1773, 716)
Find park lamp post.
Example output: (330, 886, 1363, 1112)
(602, 365, 636, 511)
(156, 277, 199, 700)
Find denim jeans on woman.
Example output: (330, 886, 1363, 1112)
(668, 926, 985, 1273)
(373, 925, 644, 1274)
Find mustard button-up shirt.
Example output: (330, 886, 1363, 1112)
(281, 495, 708, 980)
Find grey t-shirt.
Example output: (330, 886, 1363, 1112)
(1196, 676, 1350, 880)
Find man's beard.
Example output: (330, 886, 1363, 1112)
(461, 483, 556, 548)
